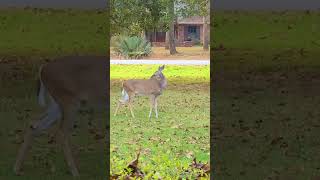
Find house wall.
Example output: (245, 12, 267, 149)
(147, 23, 210, 47)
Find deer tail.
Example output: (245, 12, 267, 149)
(37, 65, 47, 107)
(120, 81, 129, 103)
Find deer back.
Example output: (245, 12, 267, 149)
(41, 56, 107, 107)
(123, 79, 162, 96)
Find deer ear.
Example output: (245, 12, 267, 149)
(159, 65, 165, 71)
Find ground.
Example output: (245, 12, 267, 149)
(0, 9, 108, 179)
(110, 65, 210, 178)
(213, 10, 320, 179)
(0, 58, 107, 179)
(110, 47, 210, 60)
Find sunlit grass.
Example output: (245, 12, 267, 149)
(110, 65, 210, 178)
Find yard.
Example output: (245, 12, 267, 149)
(213, 10, 320, 179)
(110, 65, 210, 178)
(0, 8, 210, 179)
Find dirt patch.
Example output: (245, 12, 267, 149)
(110, 47, 210, 60)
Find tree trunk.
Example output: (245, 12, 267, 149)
(168, 0, 177, 55)
(203, 16, 209, 50)
(203, 1, 210, 50)
(141, 30, 146, 41)
(165, 31, 169, 49)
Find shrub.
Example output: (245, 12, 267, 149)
(113, 36, 152, 59)
(110, 35, 121, 47)
(189, 33, 202, 46)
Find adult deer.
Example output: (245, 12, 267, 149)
(14, 56, 107, 176)
(114, 65, 167, 119)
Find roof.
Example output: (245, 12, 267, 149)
(177, 16, 209, 25)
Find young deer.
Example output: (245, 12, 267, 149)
(114, 65, 167, 119)
(14, 56, 107, 176)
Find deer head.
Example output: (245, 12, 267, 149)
(150, 65, 167, 90)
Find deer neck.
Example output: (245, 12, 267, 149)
(150, 76, 167, 91)
(159, 77, 167, 90)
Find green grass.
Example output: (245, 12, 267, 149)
(212, 10, 320, 179)
(110, 65, 210, 179)
(0, 8, 108, 58)
(0, 59, 107, 179)
(0, 8, 108, 179)
(110, 64, 210, 83)
(213, 10, 320, 50)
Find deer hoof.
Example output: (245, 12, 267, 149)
(13, 167, 23, 176)
(71, 170, 80, 177)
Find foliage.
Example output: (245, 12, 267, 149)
(110, 0, 210, 35)
(188, 33, 202, 45)
(176, 0, 209, 18)
(111, 152, 210, 179)
(113, 36, 152, 59)
(110, 0, 166, 35)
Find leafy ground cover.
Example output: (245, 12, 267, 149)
(212, 10, 320, 179)
(110, 65, 210, 179)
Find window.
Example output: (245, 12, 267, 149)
(188, 26, 197, 34)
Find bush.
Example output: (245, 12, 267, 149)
(113, 36, 152, 59)
(189, 33, 202, 46)
(110, 35, 121, 47)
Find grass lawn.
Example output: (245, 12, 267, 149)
(110, 65, 210, 178)
(212, 10, 320, 179)
(213, 10, 320, 50)
(0, 8, 108, 179)
(0, 8, 108, 58)
(0, 58, 107, 179)
(110, 47, 210, 60)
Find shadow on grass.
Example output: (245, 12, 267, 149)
(212, 48, 320, 179)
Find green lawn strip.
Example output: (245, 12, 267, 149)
(110, 64, 210, 84)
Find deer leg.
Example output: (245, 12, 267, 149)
(14, 126, 33, 175)
(114, 89, 129, 116)
(14, 102, 61, 175)
(149, 96, 155, 119)
(128, 103, 135, 118)
(60, 105, 80, 176)
(154, 97, 159, 119)
(89, 108, 105, 140)
(114, 101, 121, 116)
(128, 94, 135, 118)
